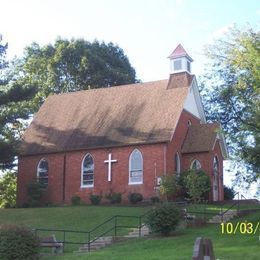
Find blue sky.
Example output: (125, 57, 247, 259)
(1, 0, 259, 81)
(1, 0, 259, 195)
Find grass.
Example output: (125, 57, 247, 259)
(0, 203, 259, 258)
(0, 205, 148, 230)
(42, 210, 260, 260)
(0, 205, 149, 252)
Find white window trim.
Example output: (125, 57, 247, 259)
(213, 155, 219, 176)
(81, 153, 94, 188)
(190, 159, 201, 170)
(129, 149, 143, 185)
(175, 152, 181, 175)
(37, 158, 48, 186)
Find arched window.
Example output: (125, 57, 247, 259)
(190, 159, 201, 171)
(175, 152, 181, 176)
(81, 154, 94, 187)
(129, 149, 143, 184)
(213, 156, 219, 201)
(213, 156, 219, 175)
(37, 159, 48, 187)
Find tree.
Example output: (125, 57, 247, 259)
(0, 36, 36, 169)
(18, 39, 137, 105)
(183, 170, 210, 203)
(0, 172, 17, 208)
(201, 26, 260, 185)
(223, 185, 235, 200)
(1, 38, 137, 169)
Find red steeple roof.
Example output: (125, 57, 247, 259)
(168, 44, 193, 61)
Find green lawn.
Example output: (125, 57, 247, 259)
(43, 210, 260, 260)
(0, 205, 149, 252)
(0, 204, 259, 259)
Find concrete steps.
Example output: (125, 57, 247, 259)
(124, 225, 150, 238)
(208, 209, 237, 223)
(77, 236, 113, 252)
(77, 225, 150, 253)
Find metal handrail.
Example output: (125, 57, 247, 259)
(34, 210, 151, 252)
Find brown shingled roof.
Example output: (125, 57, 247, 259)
(182, 123, 220, 153)
(20, 78, 190, 155)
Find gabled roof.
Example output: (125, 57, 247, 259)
(168, 44, 193, 61)
(182, 123, 227, 157)
(20, 77, 191, 156)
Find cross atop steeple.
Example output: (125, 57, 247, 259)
(168, 44, 193, 74)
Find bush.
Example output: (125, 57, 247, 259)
(26, 181, 46, 207)
(106, 192, 122, 204)
(128, 193, 143, 204)
(176, 171, 191, 200)
(0, 224, 40, 260)
(150, 196, 160, 204)
(183, 170, 210, 203)
(90, 194, 102, 205)
(159, 175, 180, 201)
(224, 186, 236, 200)
(145, 203, 181, 236)
(71, 195, 81, 206)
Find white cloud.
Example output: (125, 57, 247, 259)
(211, 23, 235, 39)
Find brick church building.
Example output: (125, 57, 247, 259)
(17, 45, 227, 205)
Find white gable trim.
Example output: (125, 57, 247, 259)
(183, 77, 206, 123)
(214, 132, 228, 159)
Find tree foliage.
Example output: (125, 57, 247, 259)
(18, 39, 137, 104)
(0, 37, 137, 169)
(159, 174, 180, 201)
(0, 36, 36, 169)
(183, 170, 210, 203)
(0, 172, 17, 208)
(223, 185, 236, 200)
(201, 26, 260, 184)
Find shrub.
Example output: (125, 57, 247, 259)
(0, 224, 40, 260)
(106, 192, 122, 204)
(71, 195, 81, 206)
(128, 193, 143, 204)
(150, 196, 160, 204)
(90, 194, 102, 205)
(26, 181, 46, 207)
(183, 170, 210, 203)
(176, 171, 191, 200)
(159, 175, 180, 201)
(145, 203, 181, 236)
(224, 185, 236, 200)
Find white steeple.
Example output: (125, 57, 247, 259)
(168, 44, 193, 74)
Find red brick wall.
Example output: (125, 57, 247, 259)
(181, 140, 224, 201)
(17, 143, 166, 206)
(166, 110, 200, 173)
(17, 110, 225, 205)
(165, 110, 224, 201)
(17, 154, 65, 205)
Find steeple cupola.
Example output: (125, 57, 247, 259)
(168, 44, 193, 74)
